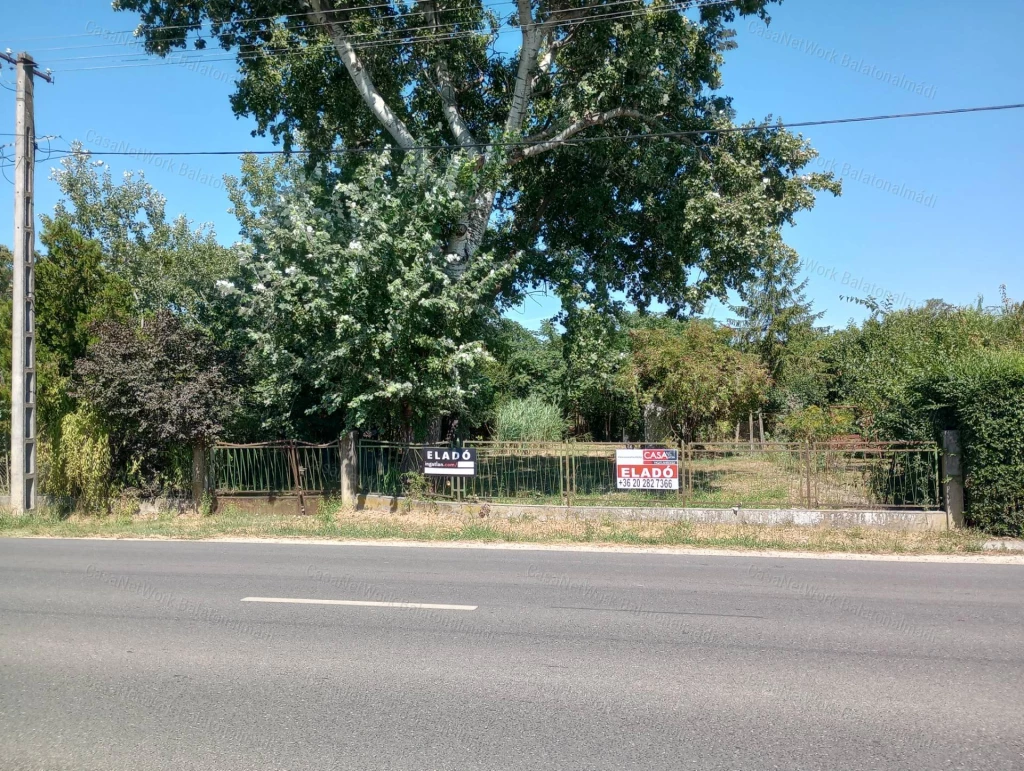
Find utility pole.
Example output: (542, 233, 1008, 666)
(1, 51, 51, 512)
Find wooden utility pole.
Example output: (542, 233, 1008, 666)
(2, 52, 51, 512)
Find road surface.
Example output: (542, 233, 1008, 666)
(1, 538, 1022, 770)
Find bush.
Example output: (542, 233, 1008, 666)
(494, 397, 565, 442)
(924, 351, 1024, 535)
(779, 405, 855, 441)
(50, 409, 111, 513)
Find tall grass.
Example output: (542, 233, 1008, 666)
(494, 397, 565, 442)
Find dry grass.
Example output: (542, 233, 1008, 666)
(0, 499, 988, 555)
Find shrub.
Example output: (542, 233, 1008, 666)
(922, 351, 1024, 535)
(779, 405, 855, 441)
(51, 409, 111, 513)
(494, 397, 565, 442)
(73, 310, 239, 491)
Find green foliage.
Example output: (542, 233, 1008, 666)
(45, 147, 237, 318)
(562, 308, 639, 440)
(778, 405, 855, 442)
(73, 311, 239, 491)
(826, 297, 1024, 440)
(629, 320, 769, 440)
(730, 240, 829, 420)
(0, 245, 11, 451)
(116, 0, 837, 318)
(36, 217, 135, 382)
(50, 409, 111, 513)
(224, 151, 512, 438)
(919, 350, 1024, 535)
(484, 319, 564, 407)
(494, 397, 565, 442)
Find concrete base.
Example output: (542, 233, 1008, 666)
(3, 490, 947, 531)
(983, 539, 1024, 552)
(355, 494, 948, 532)
(217, 493, 326, 516)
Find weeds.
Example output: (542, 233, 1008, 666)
(0, 502, 995, 555)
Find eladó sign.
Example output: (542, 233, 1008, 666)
(423, 448, 477, 477)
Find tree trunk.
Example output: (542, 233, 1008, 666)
(444, 188, 497, 278)
(191, 443, 208, 510)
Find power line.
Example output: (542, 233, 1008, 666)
(14, 0, 728, 45)
(31, 0, 522, 54)
(44, 102, 1024, 159)
(41, 0, 736, 71)
(16, 0, 518, 43)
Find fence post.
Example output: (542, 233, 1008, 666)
(287, 441, 305, 515)
(678, 439, 686, 505)
(560, 442, 567, 507)
(339, 431, 359, 507)
(804, 442, 813, 508)
(941, 430, 965, 528)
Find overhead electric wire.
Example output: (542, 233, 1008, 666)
(37, 0, 737, 70)
(51, 2, 732, 72)
(42, 102, 1024, 159)
(15, 0, 730, 46)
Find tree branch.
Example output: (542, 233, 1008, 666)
(419, 0, 478, 151)
(306, 0, 418, 150)
(516, 108, 661, 159)
(504, 0, 543, 137)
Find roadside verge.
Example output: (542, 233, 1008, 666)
(3, 501, 1018, 558)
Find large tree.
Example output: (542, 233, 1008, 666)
(115, 0, 838, 315)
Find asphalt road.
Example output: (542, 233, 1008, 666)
(1, 539, 1022, 771)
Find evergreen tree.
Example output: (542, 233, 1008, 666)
(729, 241, 827, 415)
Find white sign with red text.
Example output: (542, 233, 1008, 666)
(615, 448, 679, 490)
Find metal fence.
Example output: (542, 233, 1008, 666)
(211, 442, 341, 495)
(357, 440, 941, 510)
(207, 439, 940, 511)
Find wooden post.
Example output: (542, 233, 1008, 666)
(734, 421, 740, 443)
(748, 412, 755, 451)
(758, 411, 765, 448)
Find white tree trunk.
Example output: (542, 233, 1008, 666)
(306, 0, 417, 150)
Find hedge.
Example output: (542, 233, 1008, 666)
(928, 352, 1024, 535)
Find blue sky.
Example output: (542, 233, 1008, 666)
(2, 0, 1022, 331)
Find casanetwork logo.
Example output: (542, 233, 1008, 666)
(809, 155, 938, 209)
(747, 21, 938, 100)
(84, 129, 228, 190)
(83, 20, 233, 85)
(801, 257, 914, 310)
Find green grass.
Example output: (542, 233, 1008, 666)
(0, 502, 993, 555)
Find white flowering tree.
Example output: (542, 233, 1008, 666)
(222, 151, 513, 437)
